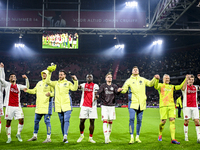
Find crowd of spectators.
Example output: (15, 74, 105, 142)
(1, 47, 200, 106)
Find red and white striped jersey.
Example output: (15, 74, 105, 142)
(80, 82, 99, 108)
(182, 84, 199, 108)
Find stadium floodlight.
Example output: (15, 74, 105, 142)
(115, 44, 124, 48)
(153, 40, 163, 45)
(125, 1, 138, 7)
(15, 43, 25, 48)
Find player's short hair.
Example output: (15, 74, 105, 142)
(59, 70, 66, 75)
(163, 74, 170, 80)
(9, 73, 16, 78)
(86, 74, 93, 78)
(105, 73, 112, 78)
(190, 75, 195, 79)
(132, 66, 138, 70)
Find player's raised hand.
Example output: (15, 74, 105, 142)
(22, 74, 28, 79)
(154, 74, 160, 79)
(23, 88, 27, 92)
(186, 74, 190, 80)
(71, 75, 77, 81)
(0, 62, 4, 68)
(197, 74, 200, 80)
(117, 88, 123, 92)
(46, 92, 50, 97)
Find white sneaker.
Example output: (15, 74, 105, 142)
(88, 138, 96, 143)
(42, 138, 51, 143)
(77, 135, 84, 143)
(185, 137, 189, 141)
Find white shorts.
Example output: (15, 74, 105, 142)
(73, 41, 77, 45)
(5, 106, 24, 120)
(183, 107, 199, 120)
(101, 105, 116, 121)
(69, 41, 72, 44)
(79, 106, 98, 119)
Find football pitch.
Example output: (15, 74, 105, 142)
(0, 108, 199, 149)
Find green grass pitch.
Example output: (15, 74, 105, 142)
(0, 108, 199, 149)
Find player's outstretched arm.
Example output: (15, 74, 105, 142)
(0, 64, 9, 87)
(145, 74, 160, 87)
(19, 74, 30, 90)
(96, 84, 104, 98)
(182, 75, 190, 91)
(69, 75, 78, 91)
(175, 76, 187, 91)
(121, 80, 130, 94)
(0, 62, 5, 80)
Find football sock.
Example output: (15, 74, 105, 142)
(159, 122, 165, 135)
(170, 120, 175, 140)
(0, 121, 1, 133)
(6, 125, 11, 138)
(195, 125, 200, 139)
(17, 123, 23, 135)
(108, 121, 112, 138)
(103, 121, 108, 137)
(184, 123, 188, 138)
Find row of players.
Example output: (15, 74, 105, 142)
(0, 63, 199, 145)
(42, 33, 78, 48)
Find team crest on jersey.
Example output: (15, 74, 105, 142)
(90, 86, 93, 88)
(64, 83, 67, 87)
(110, 87, 114, 91)
(139, 80, 142, 84)
(133, 82, 135, 84)
(45, 84, 48, 87)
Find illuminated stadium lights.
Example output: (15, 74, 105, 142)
(115, 44, 124, 48)
(15, 43, 25, 48)
(153, 40, 163, 45)
(125, 1, 138, 7)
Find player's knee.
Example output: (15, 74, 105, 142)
(184, 120, 189, 125)
(44, 118, 50, 124)
(194, 119, 199, 126)
(161, 119, 166, 124)
(19, 118, 24, 124)
(129, 116, 135, 122)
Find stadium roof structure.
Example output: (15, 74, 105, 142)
(0, 0, 200, 36)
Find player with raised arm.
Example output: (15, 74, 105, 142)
(46, 64, 78, 143)
(77, 74, 99, 143)
(24, 70, 54, 143)
(96, 73, 123, 144)
(121, 66, 159, 144)
(0, 62, 5, 133)
(0, 65, 29, 143)
(182, 74, 200, 142)
(154, 74, 188, 144)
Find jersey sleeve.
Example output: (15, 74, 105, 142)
(114, 84, 120, 95)
(121, 79, 130, 94)
(79, 83, 85, 91)
(69, 80, 78, 91)
(195, 85, 200, 92)
(94, 84, 99, 92)
(97, 84, 104, 95)
(175, 78, 186, 91)
(144, 77, 157, 87)
(26, 83, 37, 94)
(154, 80, 161, 90)
(0, 78, 9, 87)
